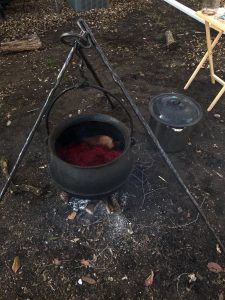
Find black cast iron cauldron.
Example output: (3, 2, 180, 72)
(48, 113, 134, 198)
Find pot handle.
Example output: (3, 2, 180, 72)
(172, 128, 184, 132)
(45, 82, 134, 138)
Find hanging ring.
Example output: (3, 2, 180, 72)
(60, 32, 92, 49)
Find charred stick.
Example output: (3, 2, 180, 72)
(0, 158, 41, 196)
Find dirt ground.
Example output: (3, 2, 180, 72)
(0, 0, 225, 299)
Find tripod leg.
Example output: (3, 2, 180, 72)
(0, 47, 76, 201)
(79, 49, 114, 109)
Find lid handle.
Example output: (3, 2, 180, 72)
(170, 98, 181, 105)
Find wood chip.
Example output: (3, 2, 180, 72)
(0, 158, 9, 177)
(80, 259, 90, 267)
(81, 276, 97, 285)
(165, 30, 177, 50)
(12, 256, 21, 273)
(219, 292, 224, 300)
(145, 271, 154, 287)
(107, 196, 121, 213)
(70, 238, 80, 243)
(52, 258, 61, 266)
(67, 212, 77, 220)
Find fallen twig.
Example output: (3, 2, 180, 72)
(13, 184, 41, 196)
(0, 157, 41, 196)
(27, 108, 40, 113)
(168, 198, 207, 229)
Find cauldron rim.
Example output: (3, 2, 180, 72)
(48, 113, 132, 170)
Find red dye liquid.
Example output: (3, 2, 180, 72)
(57, 143, 122, 167)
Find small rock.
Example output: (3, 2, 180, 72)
(6, 120, 12, 127)
(216, 244, 222, 254)
(78, 279, 83, 285)
(108, 277, 113, 281)
(59, 192, 69, 203)
(214, 113, 221, 119)
(177, 207, 183, 213)
(188, 273, 197, 283)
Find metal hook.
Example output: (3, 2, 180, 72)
(60, 32, 92, 49)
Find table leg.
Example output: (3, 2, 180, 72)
(205, 21, 215, 84)
(184, 31, 222, 90)
(207, 84, 225, 111)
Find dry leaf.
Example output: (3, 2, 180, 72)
(92, 254, 97, 262)
(216, 244, 222, 254)
(81, 276, 97, 285)
(145, 271, 154, 287)
(12, 256, 21, 273)
(186, 212, 191, 218)
(70, 238, 80, 243)
(80, 259, 90, 267)
(207, 262, 224, 273)
(219, 292, 224, 300)
(52, 258, 61, 266)
(67, 211, 77, 220)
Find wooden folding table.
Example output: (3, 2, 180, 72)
(184, 10, 225, 111)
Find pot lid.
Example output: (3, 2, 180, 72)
(149, 93, 203, 127)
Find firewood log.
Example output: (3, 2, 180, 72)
(0, 33, 42, 53)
